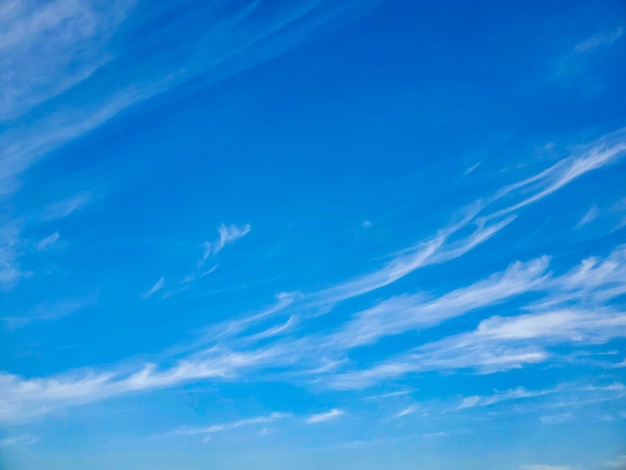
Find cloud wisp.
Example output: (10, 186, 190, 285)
(199, 223, 251, 266)
(2, 130, 626, 422)
(305, 408, 344, 424)
(173, 412, 291, 437)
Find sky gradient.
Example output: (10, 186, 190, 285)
(1, 1, 626, 469)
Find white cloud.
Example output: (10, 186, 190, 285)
(35, 232, 60, 250)
(392, 405, 419, 419)
(603, 455, 626, 469)
(0, 0, 356, 197)
(521, 465, 571, 470)
(0, 345, 285, 422)
(174, 412, 290, 436)
(312, 208, 514, 306)
(487, 128, 626, 219)
(539, 412, 573, 425)
(308, 128, 626, 309)
(574, 26, 624, 54)
(0, 223, 21, 290)
(39, 192, 94, 221)
(576, 205, 599, 227)
(305, 408, 344, 424)
(0, 434, 37, 448)
(455, 387, 549, 410)
(141, 277, 165, 299)
(328, 256, 549, 348)
(0, 0, 132, 122)
(199, 223, 251, 265)
(364, 390, 413, 400)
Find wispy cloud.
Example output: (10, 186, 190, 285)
(0, 434, 38, 448)
(2, 129, 625, 422)
(0, 0, 363, 198)
(38, 192, 95, 221)
(0, 345, 286, 422)
(602, 455, 626, 469)
(141, 277, 165, 299)
(576, 205, 599, 227)
(173, 412, 290, 436)
(305, 408, 344, 424)
(0, 0, 132, 122)
(2, 294, 96, 330)
(199, 223, 251, 265)
(486, 128, 626, 219)
(521, 465, 571, 470)
(324, 242, 626, 389)
(0, 223, 21, 290)
(574, 26, 624, 54)
(327, 257, 549, 348)
(455, 387, 550, 411)
(35, 232, 60, 250)
(539, 412, 573, 425)
(392, 405, 419, 419)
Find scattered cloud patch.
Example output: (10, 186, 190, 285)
(0, 434, 38, 448)
(35, 232, 60, 250)
(539, 413, 573, 425)
(141, 277, 165, 299)
(200, 223, 251, 265)
(305, 408, 344, 424)
(521, 465, 571, 470)
(574, 26, 625, 54)
(602, 455, 626, 469)
(174, 412, 290, 436)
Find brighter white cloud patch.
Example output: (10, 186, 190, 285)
(305, 408, 344, 424)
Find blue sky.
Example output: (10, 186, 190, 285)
(1, 1, 626, 469)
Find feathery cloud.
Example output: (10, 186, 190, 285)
(200, 223, 251, 265)
(35, 232, 60, 251)
(141, 277, 165, 299)
(305, 408, 344, 424)
(174, 412, 290, 436)
(574, 26, 624, 54)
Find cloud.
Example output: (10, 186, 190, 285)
(521, 465, 571, 470)
(539, 412, 573, 425)
(305, 408, 344, 424)
(328, 257, 549, 348)
(392, 405, 419, 419)
(0, 434, 38, 448)
(2, 130, 626, 421)
(35, 232, 60, 250)
(603, 455, 626, 469)
(173, 412, 290, 436)
(323, 242, 626, 389)
(0, 345, 285, 422)
(308, 128, 626, 309)
(574, 26, 624, 54)
(312, 209, 514, 306)
(0, 0, 132, 122)
(364, 390, 413, 400)
(141, 277, 165, 299)
(0, 223, 21, 290)
(576, 205, 599, 227)
(455, 387, 550, 410)
(486, 128, 626, 219)
(2, 294, 95, 330)
(199, 223, 251, 264)
(38, 192, 94, 221)
(0, 0, 364, 197)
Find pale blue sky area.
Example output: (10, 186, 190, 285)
(1, 1, 626, 469)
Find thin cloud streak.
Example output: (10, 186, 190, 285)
(173, 412, 290, 436)
(141, 277, 165, 299)
(305, 408, 344, 424)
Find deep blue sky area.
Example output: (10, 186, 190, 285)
(1, 1, 626, 469)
